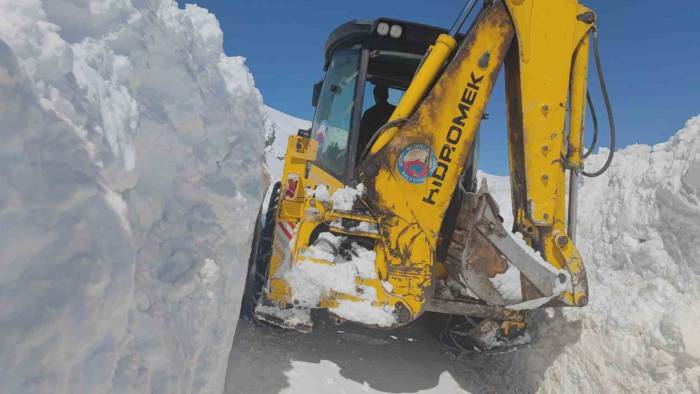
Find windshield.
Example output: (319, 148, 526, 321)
(311, 46, 361, 178)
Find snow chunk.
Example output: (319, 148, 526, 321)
(255, 304, 312, 328)
(331, 184, 365, 211)
(349, 221, 379, 234)
(312, 184, 331, 202)
(490, 264, 522, 303)
(286, 235, 374, 306)
(332, 300, 396, 328)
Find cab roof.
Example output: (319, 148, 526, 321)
(323, 18, 460, 70)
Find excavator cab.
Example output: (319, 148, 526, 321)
(308, 19, 476, 185)
(243, 0, 611, 353)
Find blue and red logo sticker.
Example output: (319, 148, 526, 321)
(397, 143, 437, 184)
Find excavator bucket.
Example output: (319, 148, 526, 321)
(445, 179, 585, 309)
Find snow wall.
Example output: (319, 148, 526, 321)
(0, 1, 266, 393)
(548, 115, 700, 392)
(483, 117, 700, 392)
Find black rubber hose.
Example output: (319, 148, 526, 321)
(582, 91, 598, 159)
(581, 29, 615, 177)
(358, 118, 408, 161)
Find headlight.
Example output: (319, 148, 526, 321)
(389, 24, 403, 38)
(377, 22, 390, 36)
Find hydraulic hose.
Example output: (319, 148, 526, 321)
(359, 118, 408, 161)
(448, 0, 479, 37)
(581, 29, 615, 178)
(582, 91, 598, 159)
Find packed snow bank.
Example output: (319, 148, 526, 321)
(550, 115, 700, 392)
(473, 117, 700, 391)
(0, 1, 266, 393)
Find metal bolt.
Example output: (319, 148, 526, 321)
(557, 236, 569, 247)
(478, 52, 491, 68)
(557, 273, 568, 284)
(577, 295, 589, 306)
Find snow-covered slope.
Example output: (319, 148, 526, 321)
(550, 115, 700, 392)
(263, 105, 311, 181)
(0, 1, 266, 393)
(229, 114, 700, 393)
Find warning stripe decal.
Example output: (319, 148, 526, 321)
(277, 221, 295, 241)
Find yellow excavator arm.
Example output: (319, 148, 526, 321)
(359, 0, 593, 320)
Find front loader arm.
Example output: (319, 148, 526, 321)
(359, 0, 594, 322)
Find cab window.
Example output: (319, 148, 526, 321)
(311, 46, 361, 178)
(356, 50, 420, 159)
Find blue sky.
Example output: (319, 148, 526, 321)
(178, 0, 699, 175)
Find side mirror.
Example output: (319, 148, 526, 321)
(312, 80, 322, 107)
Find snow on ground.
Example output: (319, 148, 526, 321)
(227, 109, 700, 393)
(0, 1, 266, 393)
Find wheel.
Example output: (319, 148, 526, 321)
(239, 182, 281, 320)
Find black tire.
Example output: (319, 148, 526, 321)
(239, 182, 281, 320)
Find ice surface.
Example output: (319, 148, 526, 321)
(0, 1, 266, 393)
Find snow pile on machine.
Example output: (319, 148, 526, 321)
(0, 1, 265, 393)
(284, 231, 396, 327)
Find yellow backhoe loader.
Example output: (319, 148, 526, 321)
(241, 0, 615, 352)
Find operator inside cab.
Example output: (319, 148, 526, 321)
(358, 85, 396, 157)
